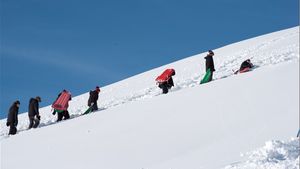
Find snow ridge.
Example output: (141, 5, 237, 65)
(225, 138, 300, 169)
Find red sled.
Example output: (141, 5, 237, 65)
(52, 91, 71, 111)
(239, 67, 251, 73)
(234, 67, 251, 74)
(155, 69, 175, 83)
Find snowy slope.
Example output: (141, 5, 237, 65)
(225, 138, 299, 169)
(1, 27, 299, 169)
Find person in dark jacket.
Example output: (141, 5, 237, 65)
(88, 86, 101, 112)
(234, 59, 254, 74)
(52, 90, 71, 122)
(157, 69, 175, 94)
(240, 59, 253, 70)
(205, 50, 215, 82)
(158, 76, 175, 94)
(28, 96, 41, 129)
(6, 100, 20, 135)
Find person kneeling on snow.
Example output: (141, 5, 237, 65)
(52, 90, 71, 122)
(156, 69, 175, 94)
(240, 59, 253, 70)
(235, 59, 254, 74)
(88, 86, 101, 112)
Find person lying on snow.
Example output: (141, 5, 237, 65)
(156, 69, 175, 94)
(234, 59, 254, 74)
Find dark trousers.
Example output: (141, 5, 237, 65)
(9, 124, 17, 135)
(91, 102, 98, 112)
(158, 83, 169, 94)
(57, 111, 70, 122)
(28, 116, 40, 129)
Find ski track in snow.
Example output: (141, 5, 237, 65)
(224, 138, 300, 169)
(0, 28, 299, 140)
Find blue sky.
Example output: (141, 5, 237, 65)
(0, 0, 299, 119)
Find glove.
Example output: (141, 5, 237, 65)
(52, 111, 56, 115)
(6, 122, 10, 126)
(37, 115, 41, 120)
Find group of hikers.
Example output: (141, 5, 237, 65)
(155, 50, 254, 93)
(6, 50, 254, 135)
(6, 86, 101, 135)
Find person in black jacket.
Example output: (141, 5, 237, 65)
(28, 96, 41, 129)
(205, 50, 215, 82)
(6, 100, 20, 135)
(240, 59, 253, 70)
(88, 86, 100, 112)
(158, 76, 175, 94)
(234, 59, 254, 74)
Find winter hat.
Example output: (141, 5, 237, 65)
(15, 100, 20, 105)
(36, 96, 41, 102)
(96, 86, 100, 92)
(208, 50, 214, 55)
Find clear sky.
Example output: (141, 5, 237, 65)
(0, 0, 299, 119)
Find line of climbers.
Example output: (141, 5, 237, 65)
(155, 50, 253, 93)
(6, 86, 101, 135)
(5, 50, 254, 135)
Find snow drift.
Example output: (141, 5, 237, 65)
(225, 138, 299, 169)
(1, 27, 299, 169)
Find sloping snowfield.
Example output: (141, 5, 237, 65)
(1, 27, 299, 169)
(225, 138, 299, 169)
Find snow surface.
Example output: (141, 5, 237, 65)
(225, 138, 299, 169)
(1, 27, 299, 169)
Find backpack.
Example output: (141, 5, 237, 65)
(155, 69, 175, 83)
(52, 91, 71, 111)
